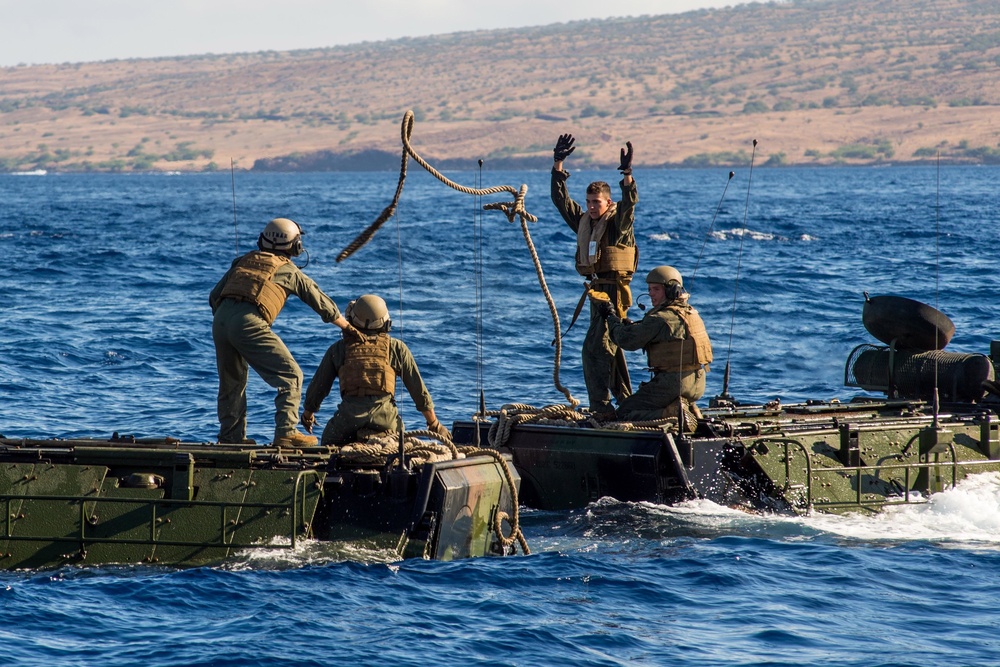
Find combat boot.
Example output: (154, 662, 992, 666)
(273, 430, 318, 447)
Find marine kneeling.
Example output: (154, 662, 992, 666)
(301, 294, 451, 445)
(594, 266, 712, 427)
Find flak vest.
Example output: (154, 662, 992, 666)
(339, 333, 396, 397)
(217, 251, 290, 324)
(574, 203, 638, 277)
(645, 304, 713, 373)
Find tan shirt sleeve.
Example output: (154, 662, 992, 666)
(391, 339, 434, 413)
(273, 264, 342, 323)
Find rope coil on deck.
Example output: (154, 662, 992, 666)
(486, 403, 589, 447)
(483, 401, 697, 448)
(337, 431, 460, 468)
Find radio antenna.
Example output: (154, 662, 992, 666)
(712, 141, 757, 408)
(230, 158, 240, 257)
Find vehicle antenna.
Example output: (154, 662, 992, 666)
(690, 170, 735, 284)
(636, 170, 734, 314)
(673, 170, 737, 422)
(715, 141, 757, 407)
(918, 152, 949, 453)
(934, 151, 941, 410)
(230, 158, 239, 257)
(395, 172, 405, 343)
(474, 158, 486, 447)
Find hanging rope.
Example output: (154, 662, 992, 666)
(337, 109, 578, 407)
(337, 110, 537, 262)
(458, 447, 530, 555)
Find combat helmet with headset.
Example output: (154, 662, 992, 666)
(646, 265, 685, 301)
(258, 217, 304, 257)
(346, 294, 392, 334)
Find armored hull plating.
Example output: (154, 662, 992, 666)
(0, 436, 520, 569)
(455, 396, 1000, 515)
(456, 297, 1000, 515)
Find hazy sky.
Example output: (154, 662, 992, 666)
(2, 0, 749, 68)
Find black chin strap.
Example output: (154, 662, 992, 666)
(294, 247, 310, 269)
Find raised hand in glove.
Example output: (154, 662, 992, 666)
(618, 141, 634, 176)
(596, 299, 615, 320)
(301, 411, 317, 434)
(427, 419, 452, 441)
(553, 134, 576, 162)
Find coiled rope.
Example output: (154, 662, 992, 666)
(337, 431, 459, 467)
(483, 402, 697, 448)
(338, 428, 530, 555)
(336, 110, 578, 408)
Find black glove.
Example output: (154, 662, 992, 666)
(553, 134, 576, 162)
(618, 141, 633, 175)
(596, 300, 615, 320)
(301, 411, 317, 434)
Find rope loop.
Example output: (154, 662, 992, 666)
(337, 110, 578, 407)
(461, 447, 530, 555)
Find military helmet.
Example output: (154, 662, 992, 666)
(258, 217, 304, 256)
(646, 265, 683, 287)
(346, 294, 391, 332)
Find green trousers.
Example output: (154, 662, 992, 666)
(320, 394, 401, 446)
(616, 367, 706, 422)
(583, 302, 631, 413)
(213, 299, 303, 443)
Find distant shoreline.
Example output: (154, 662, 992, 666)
(2, 0, 998, 174)
(3, 156, 995, 174)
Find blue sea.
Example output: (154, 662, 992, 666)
(2, 165, 1000, 666)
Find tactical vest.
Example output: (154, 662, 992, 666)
(645, 304, 713, 372)
(575, 205, 638, 276)
(217, 252, 290, 324)
(339, 333, 396, 397)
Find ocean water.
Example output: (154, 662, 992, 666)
(1, 165, 999, 666)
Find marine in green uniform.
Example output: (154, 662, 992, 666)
(210, 217, 356, 447)
(550, 133, 638, 416)
(596, 266, 713, 422)
(300, 294, 451, 446)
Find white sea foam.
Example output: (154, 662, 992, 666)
(635, 472, 1000, 547)
(227, 536, 401, 570)
(710, 227, 787, 241)
(807, 471, 1000, 545)
(648, 232, 678, 241)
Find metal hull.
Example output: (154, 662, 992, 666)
(455, 398, 1000, 515)
(0, 437, 519, 569)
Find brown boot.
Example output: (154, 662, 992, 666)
(273, 430, 318, 447)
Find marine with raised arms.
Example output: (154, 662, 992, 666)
(550, 133, 639, 417)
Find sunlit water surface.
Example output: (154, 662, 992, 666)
(2, 166, 999, 666)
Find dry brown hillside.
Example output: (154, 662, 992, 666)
(1, 0, 999, 172)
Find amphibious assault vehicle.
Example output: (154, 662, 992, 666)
(0, 434, 521, 570)
(455, 295, 1000, 515)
